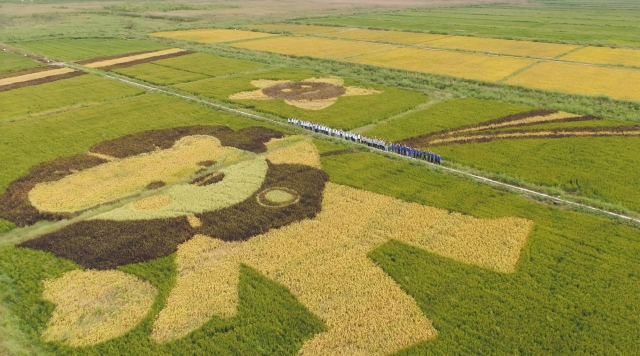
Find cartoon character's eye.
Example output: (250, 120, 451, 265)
(257, 187, 300, 208)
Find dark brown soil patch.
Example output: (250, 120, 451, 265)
(191, 172, 225, 186)
(0, 154, 107, 227)
(90, 125, 282, 158)
(262, 81, 346, 101)
(0, 71, 87, 93)
(19, 162, 327, 269)
(147, 181, 166, 190)
(197, 160, 216, 167)
(100, 51, 194, 71)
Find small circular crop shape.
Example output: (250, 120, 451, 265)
(257, 187, 300, 208)
(262, 81, 347, 101)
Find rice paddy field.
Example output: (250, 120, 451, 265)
(10, 39, 171, 61)
(0, 51, 43, 74)
(2, 1, 640, 355)
(149, 29, 276, 43)
(504, 61, 640, 102)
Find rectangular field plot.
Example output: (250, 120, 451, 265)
(231, 36, 391, 60)
(0, 93, 270, 192)
(151, 53, 267, 77)
(561, 46, 640, 67)
(248, 24, 340, 34)
(112, 64, 208, 85)
(425, 36, 578, 59)
(83, 48, 186, 68)
(0, 51, 43, 75)
(175, 68, 429, 130)
(504, 61, 640, 101)
(436, 135, 640, 212)
(349, 47, 537, 82)
(325, 29, 449, 45)
(150, 29, 276, 43)
(0, 74, 144, 121)
(362, 98, 531, 142)
(11, 39, 170, 61)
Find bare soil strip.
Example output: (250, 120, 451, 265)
(75, 50, 164, 65)
(0, 67, 75, 86)
(0, 71, 86, 92)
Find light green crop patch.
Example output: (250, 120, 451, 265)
(11, 39, 170, 61)
(175, 68, 429, 130)
(0, 74, 145, 121)
(0, 51, 43, 75)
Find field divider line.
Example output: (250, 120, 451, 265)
(68, 64, 640, 226)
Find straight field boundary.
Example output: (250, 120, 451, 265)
(63, 61, 640, 227)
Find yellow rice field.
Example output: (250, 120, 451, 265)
(150, 29, 276, 44)
(0, 67, 75, 86)
(83, 48, 185, 68)
(248, 24, 340, 34)
(426, 36, 578, 59)
(561, 46, 640, 67)
(152, 182, 531, 353)
(42, 270, 157, 347)
(325, 28, 449, 45)
(505, 61, 640, 102)
(349, 47, 537, 82)
(231, 36, 391, 60)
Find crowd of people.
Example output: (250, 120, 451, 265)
(287, 118, 441, 164)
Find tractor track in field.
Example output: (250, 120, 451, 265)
(63, 62, 640, 226)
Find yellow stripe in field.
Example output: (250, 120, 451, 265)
(426, 36, 579, 59)
(348, 47, 537, 82)
(248, 24, 340, 35)
(0, 67, 75, 86)
(84, 48, 185, 68)
(504, 61, 640, 102)
(325, 29, 449, 45)
(560, 46, 640, 67)
(231, 36, 391, 60)
(150, 29, 276, 44)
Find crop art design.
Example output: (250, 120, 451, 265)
(3, 126, 533, 354)
(229, 77, 381, 110)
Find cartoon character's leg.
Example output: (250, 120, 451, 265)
(152, 235, 241, 343)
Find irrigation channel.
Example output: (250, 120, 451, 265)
(64, 62, 640, 227)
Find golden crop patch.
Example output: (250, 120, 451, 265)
(231, 36, 390, 60)
(248, 24, 340, 34)
(82, 48, 186, 68)
(560, 46, 640, 67)
(42, 269, 157, 347)
(326, 28, 449, 45)
(264, 136, 322, 169)
(28, 135, 241, 213)
(153, 183, 532, 353)
(504, 61, 640, 101)
(150, 29, 276, 43)
(426, 36, 578, 59)
(350, 47, 537, 82)
(0, 67, 75, 86)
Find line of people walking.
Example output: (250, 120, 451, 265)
(287, 118, 441, 164)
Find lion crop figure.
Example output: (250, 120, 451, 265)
(0, 126, 533, 355)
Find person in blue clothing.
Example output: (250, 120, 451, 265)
(436, 155, 441, 165)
